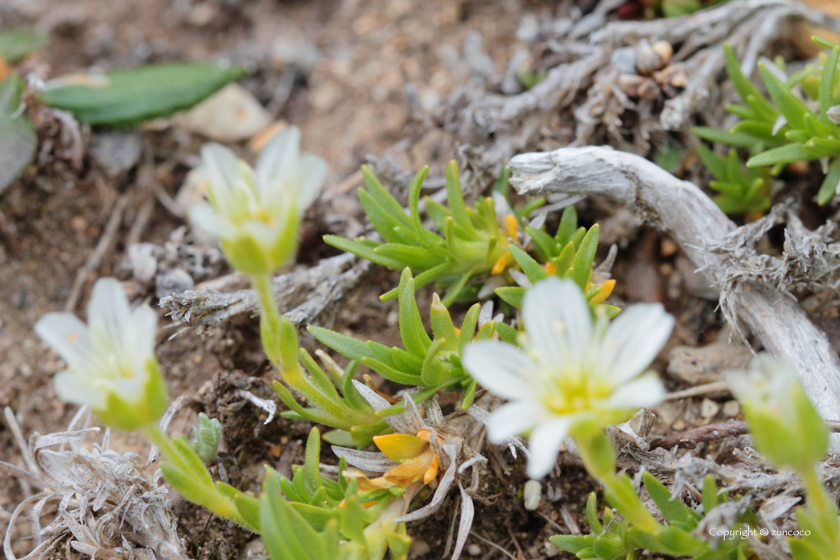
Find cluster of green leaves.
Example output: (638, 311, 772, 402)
(325, 160, 527, 305)
(696, 146, 772, 215)
(259, 428, 412, 560)
(694, 38, 840, 207)
(552, 475, 754, 560)
(496, 206, 619, 317)
(310, 268, 510, 415)
(159, 425, 410, 560)
(269, 316, 388, 447)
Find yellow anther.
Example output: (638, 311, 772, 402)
(505, 214, 518, 239)
(491, 252, 516, 275)
(589, 279, 616, 305)
(545, 262, 556, 276)
(67, 334, 77, 342)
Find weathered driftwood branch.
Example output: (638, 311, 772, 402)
(508, 146, 840, 438)
(440, 0, 840, 184)
(650, 420, 840, 450)
(159, 253, 369, 334)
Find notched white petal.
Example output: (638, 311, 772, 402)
(35, 313, 93, 371)
(463, 341, 538, 400)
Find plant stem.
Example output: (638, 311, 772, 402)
(143, 424, 256, 531)
(576, 433, 660, 534)
(252, 273, 283, 368)
(800, 466, 840, 547)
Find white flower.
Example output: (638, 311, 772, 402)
(463, 277, 673, 479)
(188, 126, 328, 275)
(35, 278, 167, 431)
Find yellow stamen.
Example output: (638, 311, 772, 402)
(589, 279, 616, 305)
(545, 262, 556, 276)
(254, 208, 275, 227)
(453, 327, 461, 336)
(67, 334, 77, 342)
(505, 214, 518, 239)
(491, 251, 516, 275)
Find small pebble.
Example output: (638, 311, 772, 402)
(524, 479, 542, 511)
(722, 400, 741, 418)
(700, 398, 720, 418)
(467, 544, 482, 556)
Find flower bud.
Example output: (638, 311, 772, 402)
(191, 413, 223, 463)
(725, 355, 828, 472)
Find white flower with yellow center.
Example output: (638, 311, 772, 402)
(189, 126, 328, 275)
(463, 277, 673, 479)
(35, 278, 167, 431)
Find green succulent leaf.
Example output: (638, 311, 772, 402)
(41, 62, 246, 126)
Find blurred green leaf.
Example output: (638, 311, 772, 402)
(0, 75, 35, 194)
(41, 62, 245, 126)
(0, 28, 48, 63)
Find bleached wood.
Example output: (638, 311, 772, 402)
(509, 146, 840, 438)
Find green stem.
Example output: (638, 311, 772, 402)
(143, 424, 256, 531)
(252, 273, 284, 368)
(144, 424, 182, 467)
(800, 466, 840, 546)
(576, 433, 660, 534)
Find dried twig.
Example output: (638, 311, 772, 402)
(508, 146, 840, 444)
(65, 191, 131, 311)
(160, 253, 369, 334)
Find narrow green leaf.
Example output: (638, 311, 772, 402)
(701, 475, 718, 513)
(430, 293, 458, 344)
(724, 44, 777, 119)
(747, 143, 813, 166)
(361, 165, 413, 229)
(692, 126, 759, 148)
(509, 245, 549, 283)
(323, 235, 405, 269)
(445, 160, 479, 239)
(820, 47, 840, 116)
(696, 145, 728, 181)
(358, 189, 411, 244)
(586, 492, 603, 533)
(374, 243, 439, 268)
(642, 472, 701, 528)
(571, 225, 599, 291)
(361, 357, 422, 385)
(303, 428, 322, 495)
(549, 535, 595, 554)
(42, 63, 246, 126)
(759, 62, 815, 130)
(495, 286, 525, 309)
(398, 269, 432, 356)
(818, 157, 840, 205)
(456, 303, 481, 355)
(308, 326, 377, 362)
(441, 268, 474, 306)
